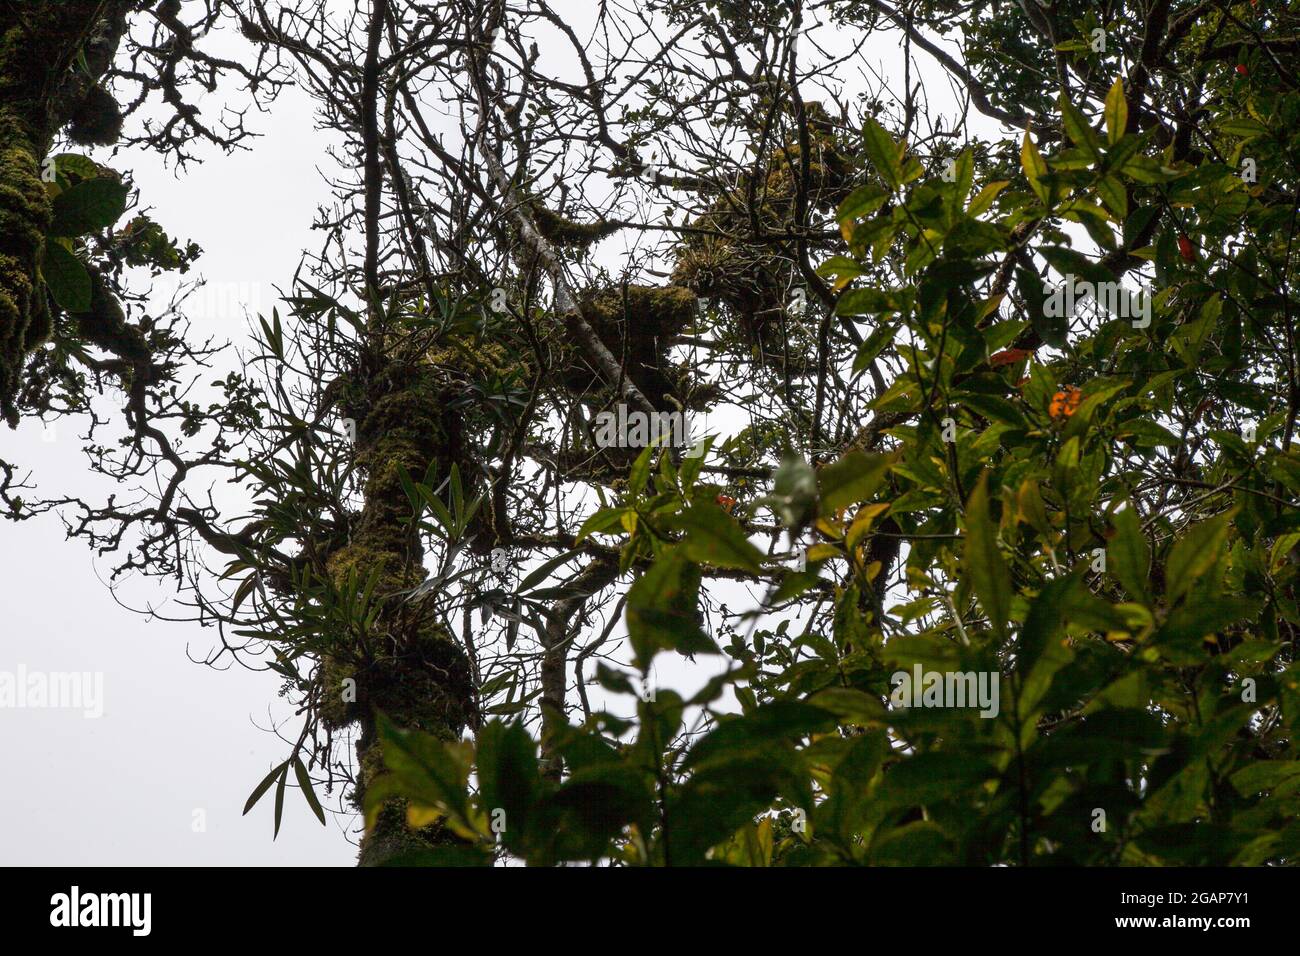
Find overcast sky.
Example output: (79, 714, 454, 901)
(1, 76, 357, 864)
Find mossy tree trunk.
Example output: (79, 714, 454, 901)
(0, 1, 123, 426)
(322, 369, 477, 867)
(327, 0, 477, 867)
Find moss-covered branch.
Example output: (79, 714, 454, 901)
(0, 1, 126, 425)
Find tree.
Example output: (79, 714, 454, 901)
(4, 0, 1300, 865)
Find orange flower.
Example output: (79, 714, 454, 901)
(1049, 386, 1082, 421)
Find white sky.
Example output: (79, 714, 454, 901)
(0, 79, 356, 864)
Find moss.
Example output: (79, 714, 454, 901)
(672, 222, 801, 365)
(71, 264, 152, 359)
(317, 655, 359, 730)
(326, 375, 459, 589)
(355, 773, 459, 866)
(0, 2, 114, 424)
(346, 621, 474, 866)
(316, 365, 478, 864)
(422, 332, 528, 381)
(558, 283, 700, 407)
(66, 84, 121, 146)
(321, 621, 472, 734)
(0, 111, 51, 425)
(366, 623, 473, 731)
(584, 284, 698, 337)
(668, 103, 855, 371)
(530, 200, 622, 249)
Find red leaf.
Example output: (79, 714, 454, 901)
(990, 348, 1033, 367)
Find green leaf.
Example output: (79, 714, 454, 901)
(293, 756, 327, 826)
(672, 504, 765, 573)
(667, 756, 795, 865)
(1060, 378, 1130, 443)
(769, 456, 820, 528)
(1104, 78, 1128, 146)
(243, 759, 289, 816)
(1123, 204, 1160, 249)
(862, 116, 903, 191)
(967, 180, 1009, 217)
(684, 702, 836, 770)
(836, 183, 889, 222)
(1230, 761, 1300, 797)
(594, 662, 637, 696)
(372, 713, 472, 825)
(1215, 116, 1267, 140)
(963, 473, 1013, 636)
(1017, 264, 1065, 349)
(875, 752, 998, 811)
(537, 765, 654, 862)
(1039, 245, 1116, 287)
(870, 821, 954, 865)
(625, 550, 716, 670)
(42, 241, 91, 312)
(49, 176, 129, 237)
(1059, 94, 1103, 162)
(273, 761, 288, 839)
(852, 322, 897, 373)
(836, 286, 908, 316)
(823, 731, 887, 837)
(1165, 512, 1234, 603)
(576, 506, 627, 541)
(808, 687, 888, 727)
(1108, 504, 1151, 605)
(476, 720, 542, 846)
(1021, 129, 1049, 204)
(818, 450, 894, 514)
(626, 442, 656, 498)
(957, 392, 1030, 429)
(53, 153, 101, 181)
(1096, 175, 1127, 218)
(517, 548, 582, 593)
(1017, 575, 1076, 679)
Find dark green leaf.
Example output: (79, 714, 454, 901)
(49, 176, 129, 236)
(42, 241, 91, 312)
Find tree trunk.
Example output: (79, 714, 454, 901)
(0, 1, 126, 425)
